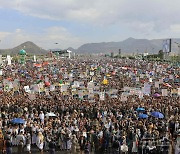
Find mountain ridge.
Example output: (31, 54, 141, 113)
(75, 38, 180, 54)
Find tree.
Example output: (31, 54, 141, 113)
(158, 50, 164, 59)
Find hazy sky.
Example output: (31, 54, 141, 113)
(0, 0, 180, 49)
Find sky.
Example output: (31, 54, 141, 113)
(0, 0, 180, 49)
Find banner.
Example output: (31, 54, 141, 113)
(149, 78, 152, 82)
(121, 93, 128, 101)
(142, 82, 151, 95)
(100, 92, 105, 101)
(87, 81, 94, 89)
(61, 85, 67, 92)
(155, 81, 159, 88)
(73, 81, 80, 88)
(162, 89, 168, 96)
(78, 90, 84, 99)
(169, 75, 174, 80)
(0, 55, 2, 65)
(88, 93, 94, 100)
(171, 89, 177, 95)
(45, 88, 49, 95)
(138, 90, 143, 99)
(34, 55, 36, 62)
(0, 70, 2, 76)
(7, 55, 11, 65)
(45, 77, 49, 82)
(90, 71, 94, 76)
(50, 85, 55, 91)
(159, 78, 163, 84)
(29, 94, 36, 100)
(140, 74, 144, 78)
(136, 77, 139, 82)
(24, 86, 31, 93)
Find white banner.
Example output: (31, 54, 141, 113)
(121, 93, 127, 102)
(178, 88, 180, 96)
(100, 92, 105, 101)
(155, 81, 159, 88)
(0, 70, 2, 76)
(136, 77, 139, 82)
(24, 86, 31, 93)
(142, 83, 151, 95)
(7, 55, 11, 65)
(162, 89, 168, 96)
(0, 55, 2, 64)
(50, 85, 55, 91)
(138, 91, 143, 99)
(29, 94, 36, 100)
(34, 55, 36, 62)
(61, 85, 68, 92)
(149, 78, 152, 82)
(159, 78, 163, 84)
(73, 81, 80, 88)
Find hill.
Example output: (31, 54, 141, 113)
(76, 38, 180, 54)
(0, 41, 48, 55)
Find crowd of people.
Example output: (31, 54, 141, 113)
(0, 56, 179, 154)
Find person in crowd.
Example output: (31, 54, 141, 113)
(48, 138, 56, 154)
(5, 138, 12, 154)
(71, 134, 78, 153)
(175, 133, 180, 154)
(36, 132, 44, 153)
(17, 139, 24, 154)
(26, 133, 31, 154)
(0, 130, 5, 154)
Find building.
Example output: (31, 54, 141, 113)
(51, 49, 72, 58)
